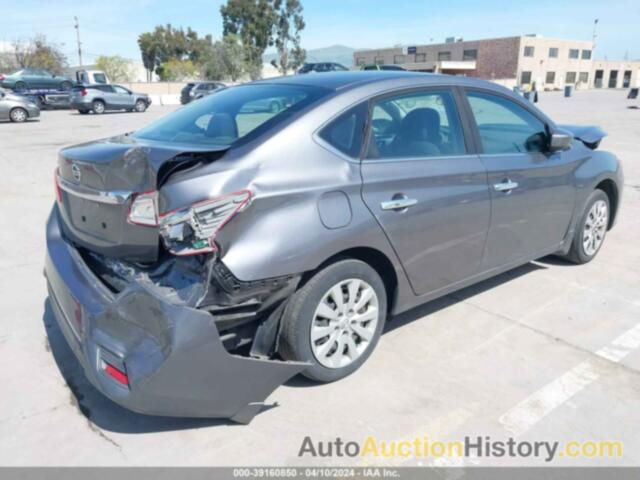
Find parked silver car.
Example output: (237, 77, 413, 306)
(0, 89, 40, 122)
(47, 72, 622, 422)
(69, 84, 151, 114)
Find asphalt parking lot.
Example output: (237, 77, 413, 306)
(1, 90, 639, 467)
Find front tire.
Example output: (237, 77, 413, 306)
(279, 259, 387, 383)
(565, 189, 610, 264)
(9, 107, 28, 123)
(134, 100, 147, 112)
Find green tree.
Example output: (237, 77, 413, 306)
(138, 25, 214, 81)
(271, 0, 306, 74)
(203, 35, 246, 82)
(13, 35, 67, 74)
(138, 31, 161, 81)
(159, 59, 198, 81)
(220, 0, 277, 79)
(95, 55, 135, 82)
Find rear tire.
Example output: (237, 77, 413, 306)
(564, 189, 610, 264)
(9, 107, 28, 123)
(78, 109, 89, 115)
(92, 100, 105, 114)
(279, 259, 387, 383)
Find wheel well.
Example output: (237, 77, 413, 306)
(304, 247, 398, 312)
(595, 179, 618, 229)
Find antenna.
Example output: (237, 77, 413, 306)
(592, 18, 598, 51)
(74, 16, 83, 67)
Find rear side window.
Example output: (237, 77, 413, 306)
(466, 91, 548, 154)
(366, 90, 466, 159)
(318, 103, 367, 158)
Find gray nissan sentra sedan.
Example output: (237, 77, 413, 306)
(46, 72, 623, 422)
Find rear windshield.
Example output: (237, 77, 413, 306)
(134, 84, 329, 146)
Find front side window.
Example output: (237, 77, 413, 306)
(93, 73, 107, 84)
(523, 46, 535, 57)
(135, 84, 328, 146)
(113, 85, 130, 94)
(367, 90, 466, 159)
(466, 91, 548, 154)
(318, 103, 367, 158)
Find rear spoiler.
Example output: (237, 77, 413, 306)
(559, 125, 607, 150)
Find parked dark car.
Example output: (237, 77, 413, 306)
(69, 84, 151, 114)
(0, 89, 40, 122)
(363, 64, 406, 71)
(180, 81, 226, 104)
(47, 72, 622, 423)
(0, 68, 73, 91)
(297, 62, 349, 74)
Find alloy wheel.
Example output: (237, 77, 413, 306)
(310, 278, 380, 369)
(583, 199, 608, 256)
(10, 108, 27, 123)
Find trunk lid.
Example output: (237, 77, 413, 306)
(57, 134, 228, 263)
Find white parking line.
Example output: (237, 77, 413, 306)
(499, 323, 640, 437)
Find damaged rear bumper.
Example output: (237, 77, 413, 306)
(44, 207, 306, 423)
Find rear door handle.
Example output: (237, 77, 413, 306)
(380, 197, 418, 211)
(493, 180, 519, 193)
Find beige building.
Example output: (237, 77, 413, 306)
(354, 35, 640, 90)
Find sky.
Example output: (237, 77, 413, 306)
(1, 0, 639, 65)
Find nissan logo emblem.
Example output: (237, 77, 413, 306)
(71, 164, 82, 182)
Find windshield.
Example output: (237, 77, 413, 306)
(134, 84, 329, 146)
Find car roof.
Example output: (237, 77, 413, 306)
(253, 71, 504, 93)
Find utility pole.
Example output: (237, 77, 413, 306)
(74, 16, 83, 67)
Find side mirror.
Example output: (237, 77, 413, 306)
(549, 131, 573, 152)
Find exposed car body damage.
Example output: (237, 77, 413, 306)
(46, 209, 307, 423)
(559, 124, 607, 150)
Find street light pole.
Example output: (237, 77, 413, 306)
(74, 16, 83, 67)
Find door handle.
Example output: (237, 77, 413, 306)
(380, 197, 418, 211)
(493, 180, 519, 193)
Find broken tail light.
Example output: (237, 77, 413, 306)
(159, 190, 251, 256)
(127, 191, 158, 226)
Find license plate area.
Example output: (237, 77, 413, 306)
(66, 194, 124, 244)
